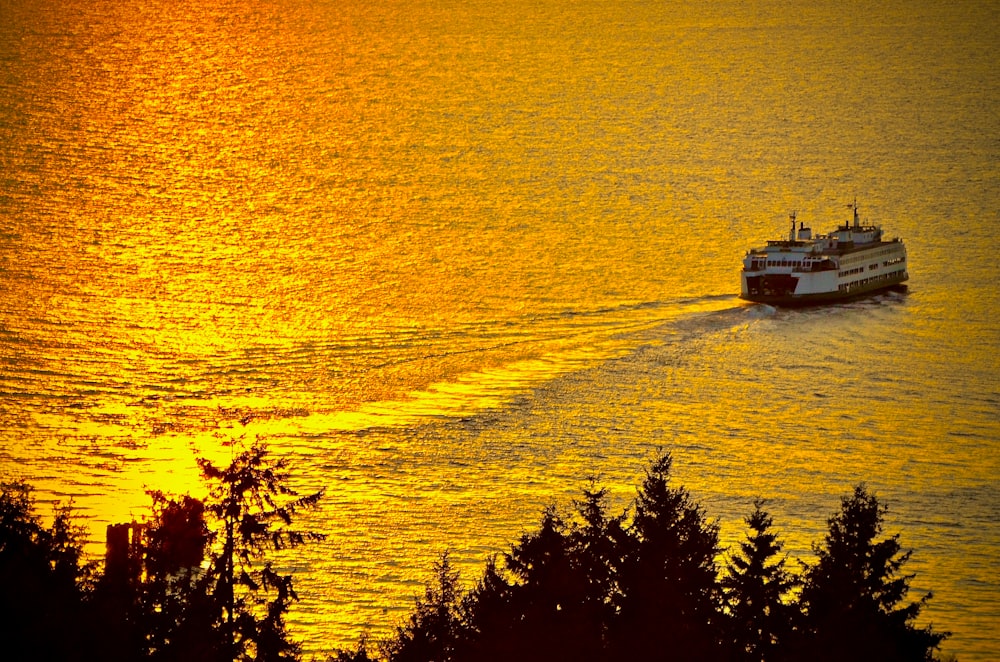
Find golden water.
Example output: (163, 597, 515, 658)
(1, 0, 997, 657)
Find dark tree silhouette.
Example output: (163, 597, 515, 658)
(381, 551, 465, 662)
(90, 439, 325, 662)
(452, 555, 514, 662)
(137, 492, 220, 662)
(3, 449, 959, 662)
(0, 481, 94, 661)
(499, 505, 581, 660)
(613, 451, 723, 661)
(197, 438, 325, 662)
(513, 489, 631, 662)
(567, 482, 629, 641)
(434, 487, 623, 662)
(328, 635, 377, 662)
(721, 499, 798, 662)
(794, 485, 949, 662)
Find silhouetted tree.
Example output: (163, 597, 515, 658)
(328, 635, 377, 662)
(138, 492, 221, 662)
(572, 485, 628, 611)
(564, 483, 629, 661)
(4, 448, 960, 662)
(452, 555, 514, 662)
(498, 505, 579, 660)
(722, 499, 798, 661)
(197, 437, 325, 661)
(502, 487, 632, 662)
(89, 439, 324, 662)
(382, 552, 465, 662)
(613, 451, 723, 660)
(0, 481, 94, 661)
(794, 485, 949, 662)
(431, 485, 628, 662)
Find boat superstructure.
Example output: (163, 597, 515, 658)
(740, 202, 908, 305)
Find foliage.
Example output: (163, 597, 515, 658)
(0, 481, 94, 661)
(793, 485, 949, 662)
(3, 448, 954, 662)
(197, 438, 325, 661)
(450, 554, 513, 661)
(613, 452, 723, 660)
(347, 455, 951, 662)
(381, 552, 465, 662)
(328, 635, 377, 662)
(721, 499, 798, 661)
(94, 437, 324, 662)
(495, 485, 627, 662)
(135, 492, 221, 662)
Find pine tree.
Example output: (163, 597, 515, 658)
(456, 485, 627, 662)
(138, 492, 220, 662)
(197, 437, 325, 661)
(562, 483, 628, 662)
(328, 635, 377, 662)
(612, 451, 723, 661)
(795, 485, 949, 662)
(451, 494, 622, 662)
(453, 555, 514, 662)
(721, 499, 798, 661)
(382, 552, 465, 662)
(501, 505, 579, 661)
(0, 481, 94, 661)
(569, 483, 628, 622)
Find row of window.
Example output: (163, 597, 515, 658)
(755, 249, 903, 273)
(837, 269, 906, 292)
(840, 255, 906, 277)
(840, 247, 903, 266)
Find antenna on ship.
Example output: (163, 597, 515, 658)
(849, 196, 860, 229)
(789, 211, 797, 242)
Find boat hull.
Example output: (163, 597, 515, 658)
(739, 280, 908, 307)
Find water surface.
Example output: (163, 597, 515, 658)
(1, 0, 997, 658)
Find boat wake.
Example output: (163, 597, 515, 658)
(245, 295, 760, 436)
(31, 293, 762, 441)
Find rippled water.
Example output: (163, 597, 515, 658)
(1, 0, 997, 658)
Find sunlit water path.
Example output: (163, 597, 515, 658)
(1, 0, 997, 658)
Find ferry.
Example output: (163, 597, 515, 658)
(740, 202, 908, 306)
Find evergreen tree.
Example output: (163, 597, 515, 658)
(328, 635, 377, 662)
(382, 552, 465, 662)
(564, 483, 629, 660)
(794, 485, 949, 662)
(197, 438, 325, 661)
(0, 481, 94, 661)
(453, 555, 514, 662)
(500, 505, 579, 661)
(4, 446, 962, 662)
(454, 486, 627, 662)
(613, 451, 723, 660)
(138, 492, 221, 662)
(721, 499, 798, 662)
(91, 439, 324, 662)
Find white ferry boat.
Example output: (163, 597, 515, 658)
(740, 202, 908, 306)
